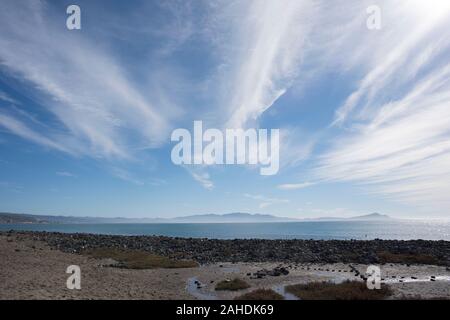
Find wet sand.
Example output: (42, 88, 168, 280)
(1, 234, 449, 300)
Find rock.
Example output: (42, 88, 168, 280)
(2, 230, 448, 267)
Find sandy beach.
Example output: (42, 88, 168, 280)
(1, 232, 449, 300)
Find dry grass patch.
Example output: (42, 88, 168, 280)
(286, 280, 392, 300)
(215, 278, 250, 291)
(377, 251, 440, 265)
(84, 248, 198, 269)
(235, 289, 284, 300)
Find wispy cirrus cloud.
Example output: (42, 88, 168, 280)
(189, 169, 214, 190)
(332, 0, 450, 125)
(0, 90, 19, 105)
(244, 193, 289, 209)
(208, 0, 314, 129)
(312, 1, 450, 212)
(56, 171, 76, 178)
(0, 1, 179, 160)
(1, 0, 450, 218)
(316, 61, 450, 211)
(109, 167, 145, 186)
(261, 1, 450, 214)
(0, 113, 75, 154)
(277, 182, 315, 191)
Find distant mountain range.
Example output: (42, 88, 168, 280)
(164, 212, 300, 223)
(301, 213, 391, 221)
(0, 212, 393, 224)
(349, 213, 391, 220)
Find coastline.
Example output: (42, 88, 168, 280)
(1, 219, 449, 241)
(4, 230, 448, 265)
(1, 230, 449, 300)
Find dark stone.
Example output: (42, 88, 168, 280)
(2, 230, 449, 267)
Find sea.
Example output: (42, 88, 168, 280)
(0, 220, 449, 240)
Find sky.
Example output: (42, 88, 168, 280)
(1, 0, 450, 219)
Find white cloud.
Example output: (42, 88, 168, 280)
(0, 91, 18, 105)
(333, 0, 450, 125)
(0, 114, 75, 154)
(56, 171, 76, 178)
(274, 0, 450, 214)
(209, 0, 314, 129)
(109, 167, 144, 186)
(1, 0, 450, 217)
(244, 193, 289, 209)
(277, 182, 315, 190)
(316, 60, 450, 211)
(187, 168, 214, 190)
(279, 127, 317, 170)
(0, 1, 177, 160)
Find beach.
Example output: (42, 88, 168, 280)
(1, 231, 449, 300)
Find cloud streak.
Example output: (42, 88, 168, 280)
(189, 170, 214, 190)
(277, 182, 315, 191)
(244, 193, 289, 209)
(210, 0, 313, 129)
(1, 0, 450, 216)
(0, 1, 177, 160)
(56, 171, 76, 178)
(317, 59, 450, 211)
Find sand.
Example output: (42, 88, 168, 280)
(0, 234, 448, 300)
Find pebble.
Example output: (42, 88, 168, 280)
(4, 230, 449, 267)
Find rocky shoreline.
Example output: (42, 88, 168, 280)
(3, 230, 450, 266)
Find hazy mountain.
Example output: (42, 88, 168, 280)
(0, 212, 297, 224)
(301, 213, 392, 221)
(170, 212, 298, 223)
(0, 212, 165, 224)
(0, 212, 45, 224)
(0, 212, 393, 224)
(347, 213, 392, 221)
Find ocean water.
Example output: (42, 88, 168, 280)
(0, 220, 449, 240)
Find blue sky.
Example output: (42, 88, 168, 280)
(1, 0, 450, 219)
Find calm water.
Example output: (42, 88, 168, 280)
(0, 220, 449, 240)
